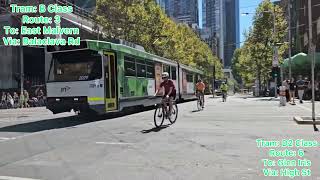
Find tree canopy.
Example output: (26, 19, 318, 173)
(231, 0, 288, 88)
(95, 0, 223, 79)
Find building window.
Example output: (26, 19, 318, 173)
(124, 56, 136, 76)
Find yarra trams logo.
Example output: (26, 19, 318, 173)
(61, 86, 71, 93)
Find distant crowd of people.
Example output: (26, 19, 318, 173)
(0, 89, 46, 109)
(279, 75, 309, 106)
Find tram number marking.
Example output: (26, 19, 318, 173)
(79, 76, 88, 80)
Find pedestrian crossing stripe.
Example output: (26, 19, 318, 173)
(0, 176, 41, 180)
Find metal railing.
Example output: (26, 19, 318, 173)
(55, 0, 95, 20)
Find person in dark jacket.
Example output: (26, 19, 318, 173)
(289, 78, 296, 104)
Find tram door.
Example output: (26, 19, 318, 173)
(104, 52, 118, 111)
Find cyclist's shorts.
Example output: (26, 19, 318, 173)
(196, 90, 204, 94)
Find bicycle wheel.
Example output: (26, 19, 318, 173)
(201, 96, 204, 109)
(197, 98, 202, 111)
(154, 105, 164, 128)
(169, 104, 178, 124)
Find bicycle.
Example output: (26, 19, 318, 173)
(196, 92, 204, 111)
(154, 98, 178, 128)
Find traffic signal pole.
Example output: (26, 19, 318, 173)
(308, 0, 318, 131)
(272, 8, 278, 98)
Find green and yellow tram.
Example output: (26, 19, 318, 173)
(45, 39, 203, 114)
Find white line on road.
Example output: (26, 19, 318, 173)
(296, 104, 313, 112)
(95, 142, 133, 145)
(296, 104, 320, 116)
(0, 137, 16, 142)
(0, 137, 15, 140)
(0, 176, 41, 180)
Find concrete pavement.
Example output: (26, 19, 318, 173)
(0, 95, 319, 180)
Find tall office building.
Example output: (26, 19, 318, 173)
(202, 0, 206, 28)
(203, 0, 239, 68)
(204, 0, 218, 33)
(156, 0, 239, 68)
(224, 0, 239, 68)
(156, 0, 199, 26)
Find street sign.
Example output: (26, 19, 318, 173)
(273, 47, 279, 67)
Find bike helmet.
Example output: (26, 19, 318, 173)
(162, 72, 169, 78)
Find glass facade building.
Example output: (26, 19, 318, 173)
(224, 0, 239, 68)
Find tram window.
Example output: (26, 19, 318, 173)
(146, 60, 154, 78)
(171, 66, 176, 80)
(137, 63, 146, 77)
(146, 60, 154, 66)
(187, 74, 193, 82)
(52, 55, 102, 82)
(163, 64, 170, 74)
(146, 65, 155, 78)
(124, 56, 136, 76)
(88, 59, 102, 80)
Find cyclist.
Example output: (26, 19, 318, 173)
(220, 81, 228, 102)
(196, 79, 205, 108)
(154, 72, 176, 117)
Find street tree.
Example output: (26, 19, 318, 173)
(95, 0, 223, 79)
(232, 0, 288, 91)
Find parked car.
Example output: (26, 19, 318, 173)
(215, 89, 222, 96)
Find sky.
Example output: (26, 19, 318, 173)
(239, 0, 277, 46)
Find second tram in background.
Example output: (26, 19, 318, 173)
(45, 39, 203, 115)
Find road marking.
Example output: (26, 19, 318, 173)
(0, 130, 50, 143)
(0, 176, 41, 180)
(95, 142, 133, 145)
(296, 104, 313, 112)
(0, 137, 16, 142)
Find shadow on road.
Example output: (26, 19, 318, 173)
(191, 109, 202, 113)
(0, 107, 155, 133)
(254, 98, 280, 102)
(140, 125, 169, 134)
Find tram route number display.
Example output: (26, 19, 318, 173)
(2, 4, 80, 46)
(256, 139, 317, 178)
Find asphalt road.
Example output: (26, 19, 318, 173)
(0, 95, 319, 180)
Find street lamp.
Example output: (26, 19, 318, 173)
(0, 7, 24, 94)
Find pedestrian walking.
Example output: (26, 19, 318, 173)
(37, 89, 45, 106)
(283, 80, 290, 102)
(1, 92, 7, 109)
(23, 90, 30, 108)
(13, 92, 19, 108)
(279, 82, 287, 106)
(19, 91, 25, 108)
(289, 78, 296, 105)
(296, 75, 305, 103)
(6, 92, 13, 108)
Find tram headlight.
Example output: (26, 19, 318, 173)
(74, 98, 79, 101)
(56, 98, 60, 101)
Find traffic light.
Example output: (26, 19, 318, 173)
(271, 66, 280, 79)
